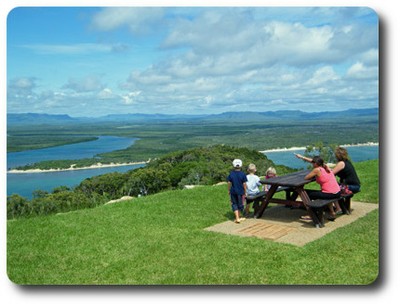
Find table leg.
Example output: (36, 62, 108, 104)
(296, 187, 324, 228)
(254, 185, 278, 218)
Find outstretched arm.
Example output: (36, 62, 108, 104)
(294, 153, 313, 163)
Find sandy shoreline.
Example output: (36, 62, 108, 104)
(8, 161, 147, 174)
(260, 142, 378, 153)
(8, 142, 378, 174)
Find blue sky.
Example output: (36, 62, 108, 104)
(7, 7, 378, 117)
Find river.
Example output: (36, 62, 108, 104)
(7, 136, 143, 199)
(264, 144, 379, 169)
(7, 135, 137, 169)
(6, 138, 379, 199)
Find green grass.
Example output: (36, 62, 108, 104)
(7, 160, 379, 285)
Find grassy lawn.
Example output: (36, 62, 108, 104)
(7, 160, 379, 285)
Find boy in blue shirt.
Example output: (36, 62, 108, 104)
(227, 159, 247, 223)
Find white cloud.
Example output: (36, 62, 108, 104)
(63, 76, 105, 93)
(359, 48, 379, 66)
(8, 77, 36, 96)
(97, 88, 115, 100)
(91, 7, 165, 34)
(347, 62, 377, 79)
(121, 91, 141, 105)
(307, 66, 339, 85)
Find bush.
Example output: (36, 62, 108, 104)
(7, 190, 105, 219)
(7, 194, 30, 219)
(76, 172, 129, 199)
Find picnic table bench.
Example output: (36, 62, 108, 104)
(307, 193, 354, 226)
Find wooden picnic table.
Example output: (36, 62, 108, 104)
(257, 169, 325, 227)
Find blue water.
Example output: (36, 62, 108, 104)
(264, 145, 379, 169)
(7, 136, 137, 169)
(7, 136, 140, 199)
(7, 164, 144, 199)
(6, 140, 379, 200)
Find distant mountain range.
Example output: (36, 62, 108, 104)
(7, 108, 378, 126)
(7, 113, 78, 125)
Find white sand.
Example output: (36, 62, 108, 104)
(260, 142, 378, 153)
(8, 161, 147, 174)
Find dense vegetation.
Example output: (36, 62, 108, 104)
(7, 135, 98, 152)
(7, 145, 291, 219)
(7, 159, 379, 285)
(8, 109, 378, 169)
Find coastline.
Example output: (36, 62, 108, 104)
(8, 142, 378, 174)
(8, 161, 148, 174)
(260, 142, 378, 153)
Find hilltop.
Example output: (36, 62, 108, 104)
(7, 159, 379, 285)
(7, 145, 287, 219)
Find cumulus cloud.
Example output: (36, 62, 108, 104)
(121, 91, 141, 105)
(97, 88, 115, 99)
(7, 77, 39, 111)
(8, 77, 37, 96)
(91, 7, 165, 34)
(307, 66, 339, 86)
(63, 76, 105, 93)
(346, 62, 378, 79)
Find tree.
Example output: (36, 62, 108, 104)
(7, 194, 30, 219)
(304, 142, 337, 164)
(76, 172, 128, 199)
(53, 186, 71, 193)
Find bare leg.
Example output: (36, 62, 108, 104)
(327, 203, 336, 220)
(334, 201, 342, 213)
(234, 210, 241, 223)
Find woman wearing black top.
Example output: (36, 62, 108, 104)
(332, 147, 361, 194)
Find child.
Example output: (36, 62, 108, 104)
(245, 163, 262, 216)
(227, 159, 247, 224)
(263, 167, 277, 191)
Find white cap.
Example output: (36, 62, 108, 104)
(232, 159, 242, 167)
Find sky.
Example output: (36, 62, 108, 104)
(7, 6, 379, 117)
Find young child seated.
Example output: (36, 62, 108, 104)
(263, 167, 277, 191)
(245, 163, 263, 216)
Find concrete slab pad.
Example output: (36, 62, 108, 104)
(205, 201, 378, 246)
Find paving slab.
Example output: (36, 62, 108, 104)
(205, 201, 378, 246)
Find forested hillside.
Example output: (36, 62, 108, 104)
(7, 145, 288, 219)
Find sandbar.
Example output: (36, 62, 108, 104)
(8, 161, 147, 174)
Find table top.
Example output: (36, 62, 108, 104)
(260, 169, 314, 187)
